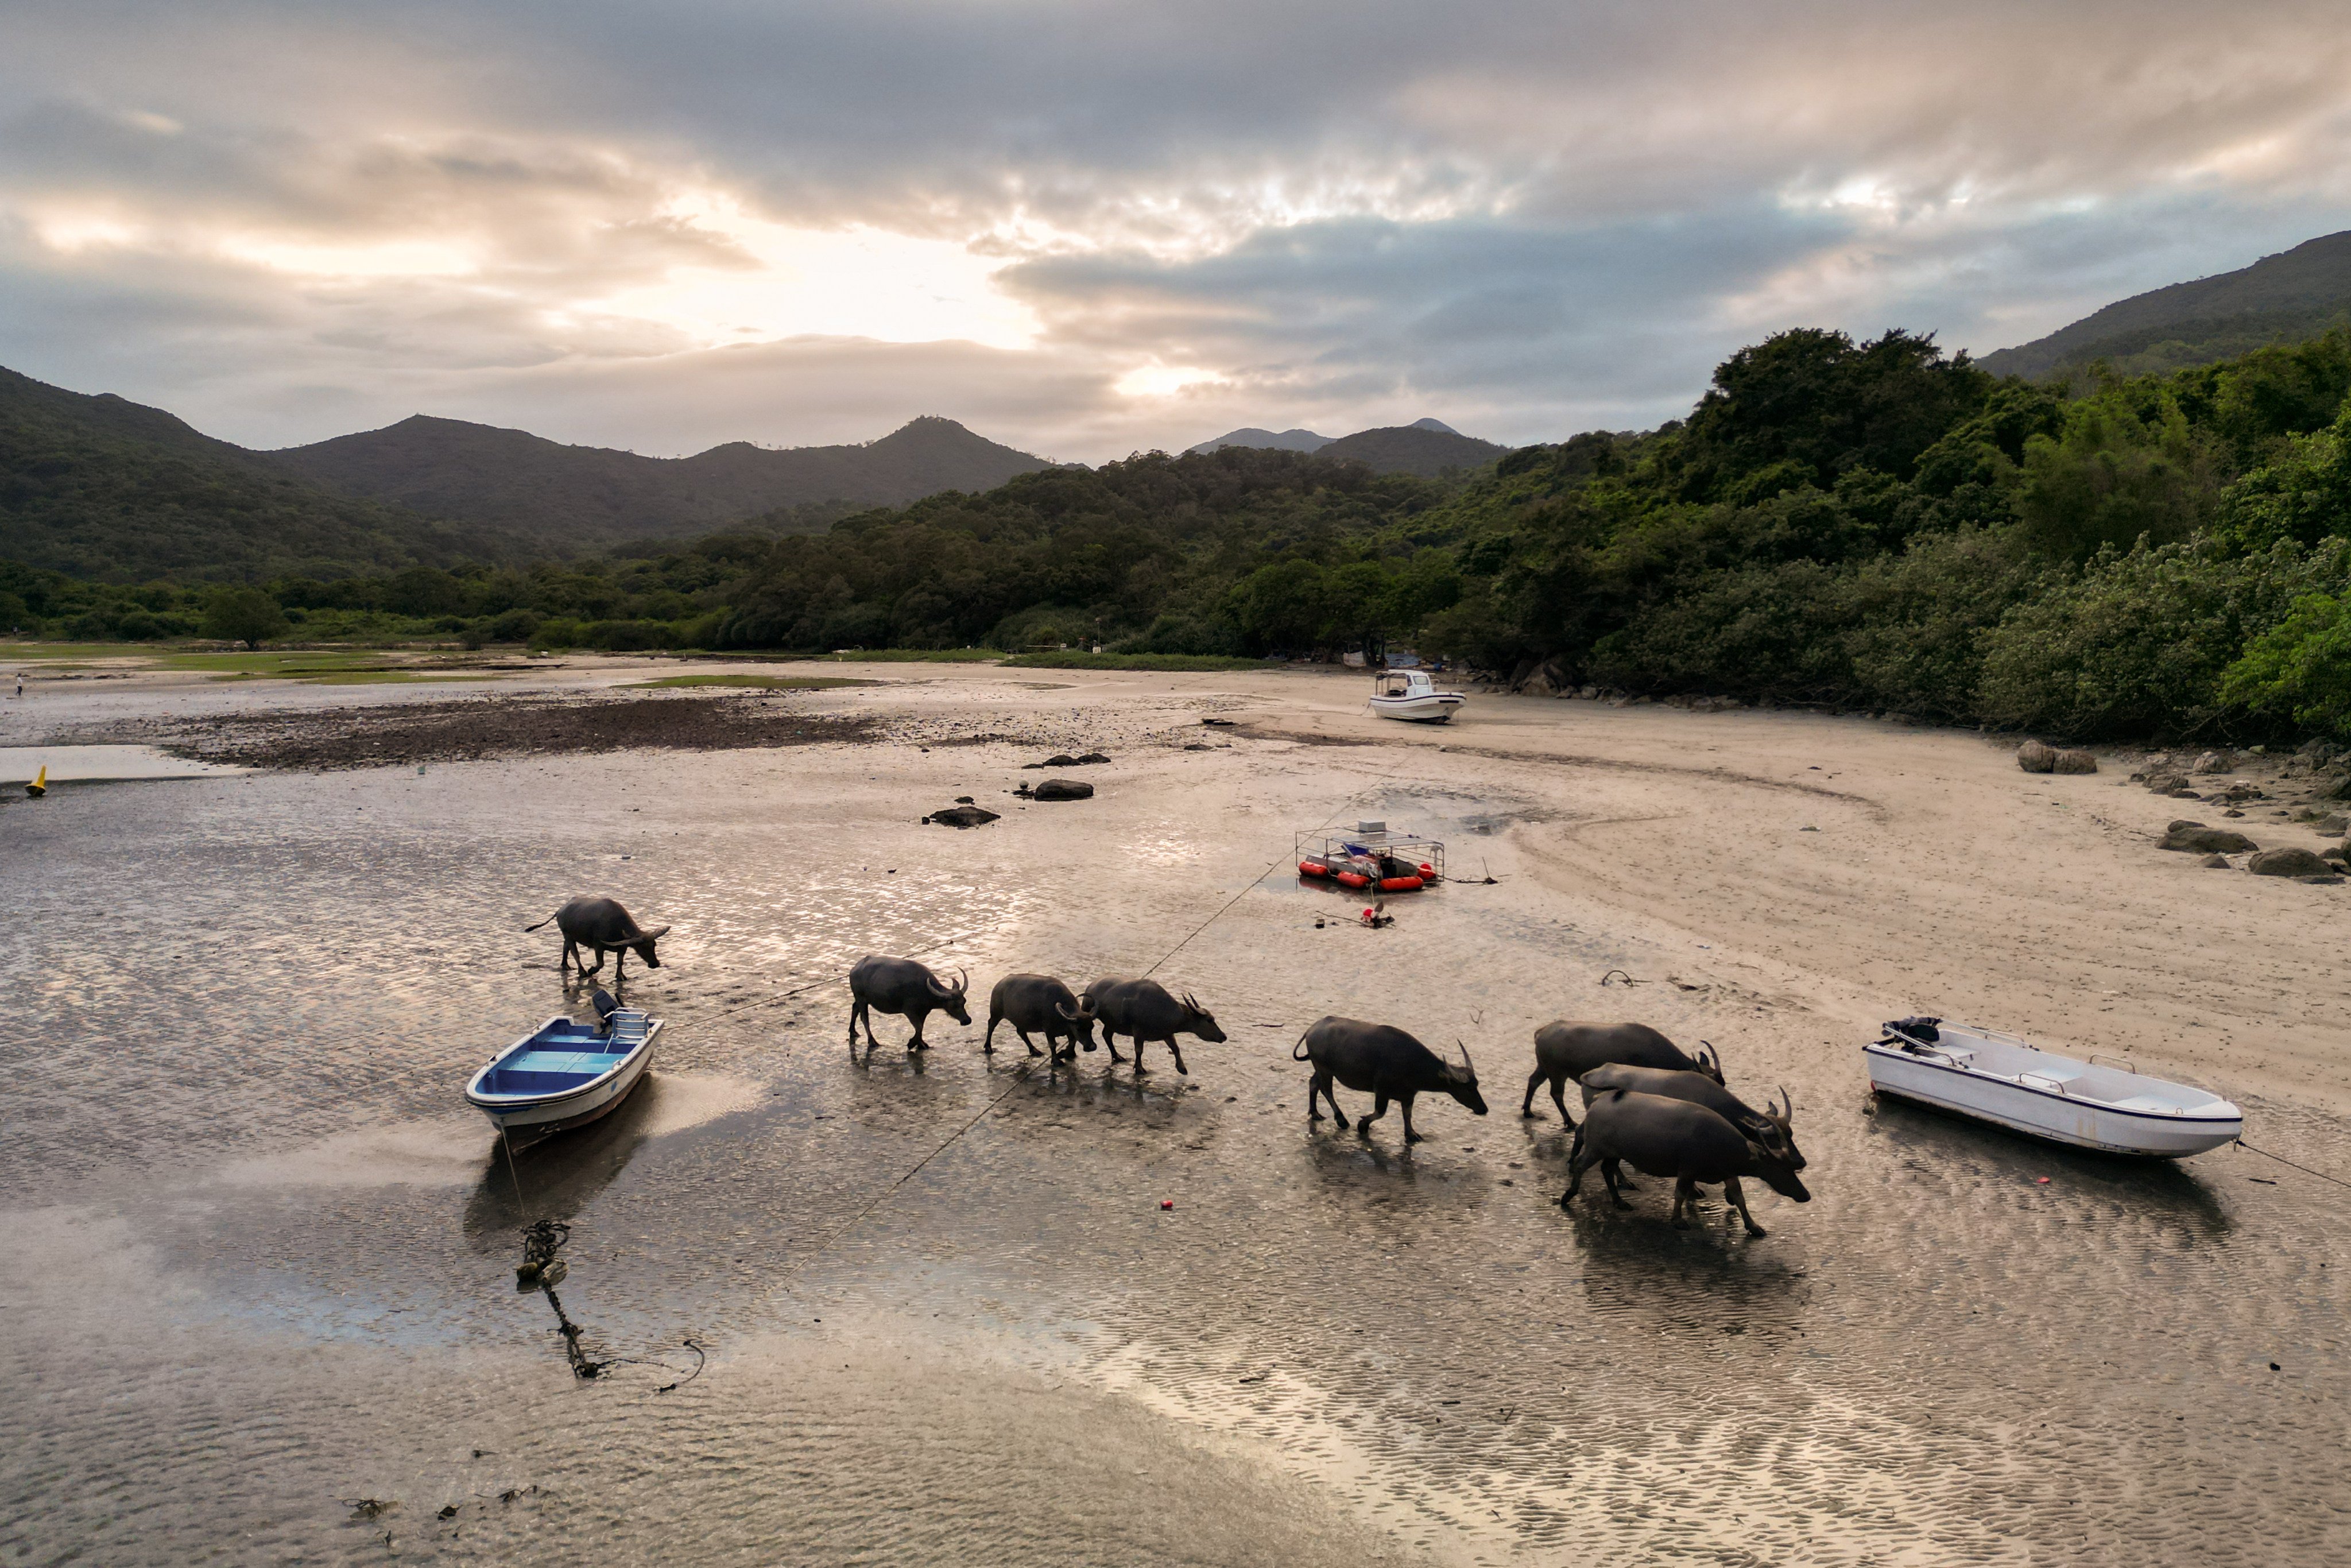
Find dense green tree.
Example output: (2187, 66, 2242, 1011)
(203, 586, 291, 648)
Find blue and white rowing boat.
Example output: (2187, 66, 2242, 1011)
(466, 995, 662, 1143)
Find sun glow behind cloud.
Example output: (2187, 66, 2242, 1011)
(586, 191, 1038, 351)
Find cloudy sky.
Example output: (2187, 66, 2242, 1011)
(7, 2, 2351, 462)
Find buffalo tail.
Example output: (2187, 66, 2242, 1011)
(523, 911, 558, 932)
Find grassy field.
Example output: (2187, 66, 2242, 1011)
(623, 673, 880, 690)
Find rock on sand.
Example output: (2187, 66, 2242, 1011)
(2248, 846, 2334, 878)
(2052, 748, 2098, 774)
(2017, 740, 2057, 773)
(2162, 821, 2257, 854)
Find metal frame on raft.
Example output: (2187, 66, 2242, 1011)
(1295, 819, 1446, 892)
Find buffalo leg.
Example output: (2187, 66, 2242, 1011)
(1102, 1030, 1125, 1065)
(1399, 1093, 1423, 1144)
(1132, 1037, 1151, 1074)
(849, 997, 866, 1047)
(560, 938, 577, 973)
(581, 944, 605, 978)
(1164, 1038, 1188, 1075)
(907, 1009, 928, 1052)
(1359, 1092, 1389, 1137)
(613, 947, 628, 981)
(982, 1014, 1001, 1054)
(1012, 1025, 1041, 1058)
(1670, 1176, 1697, 1228)
(1520, 1067, 1543, 1116)
(1560, 1144, 1592, 1206)
(1599, 1159, 1631, 1210)
(1549, 1074, 1572, 1125)
(1722, 1176, 1767, 1237)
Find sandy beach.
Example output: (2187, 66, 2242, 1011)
(3, 657, 2345, 1565)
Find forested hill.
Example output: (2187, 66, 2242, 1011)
(27, 320, 2351, 743)
(0, 366, 509, 583)
(1981, 231, 2351, 380)
(272, 413, 1054, 546)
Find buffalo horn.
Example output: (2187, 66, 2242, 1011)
(1454, 1037, 1477, 1079)
(1775, 1086, 1794, 1125)
(953, 966, 969, 997)
(1055, 1000, 1087, 1023)
(633, 924, 671, 942)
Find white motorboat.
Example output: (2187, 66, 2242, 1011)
(1368, 668, 1467, 723)
(1865, 1018, 2241, 1157)
(466, 997, 661, 1144)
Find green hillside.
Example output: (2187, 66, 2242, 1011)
(0, 366, 509, 583)
(272, 413, 1053, 547)
(1981, 231, 2351, 380)
(1315, 423, 1510, 476)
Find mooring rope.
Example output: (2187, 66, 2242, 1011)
(2234, 1137, 2351, 1191)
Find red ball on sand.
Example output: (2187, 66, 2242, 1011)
(1160, 1199, 1173, 1210)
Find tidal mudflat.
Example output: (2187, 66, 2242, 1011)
(2, 661, 2346, 1565)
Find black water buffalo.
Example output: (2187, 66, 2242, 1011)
(983, 974, 1098, 1061)
(1522, 1020, 1722, 1125)
(524, 896, 670, 979)
(1081, 977, 1225, 1074)
(1563, 1088, 1809, 1236)
(1292, 1015, 1489, 1144)
(1578, 1064, 1804, 1171)
(848, 956, 970, 1052)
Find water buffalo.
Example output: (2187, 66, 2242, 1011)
(1081, 977, 1225, 1074)
(848, 955, 970, 1052)
(983, 973, 1098, 1061)
(523, 896, 670, 979)
(1578, 1064, 1804, 1171)
(1522, 1021, 1722, 1125)
(1563, 1088, 1809, 1236)
(1292, 1016, 1489, 1143)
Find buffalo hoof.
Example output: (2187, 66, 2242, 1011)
(1404, 1133, 1425, 1144)
(1743, 1225, 1768, 1238)
(1307, 1109, 1323, 1122)
(1519, 1107, 1537, 1118)
(1610, 1196, 1632, 1210)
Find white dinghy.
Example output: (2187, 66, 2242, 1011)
(467, 990, 662, 1145)
(1865, 1018, 2241, 1157)
(1368, 668, 1467, 723)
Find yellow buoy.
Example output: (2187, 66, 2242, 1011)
(24, 764, 45, 798)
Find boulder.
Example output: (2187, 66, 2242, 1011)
(2143, 771, 2191, 794)
(2017, 740, 2058, 773)
(2191, 749, 2236, 775)
(1075, 752, 1111, 764)
(2052, 748, 2098, 775)
(2160, 822, 2257, 854)
(2319, 814, 2350, 835)
(1024, 779, 1094, 802)
(924, 805, 1000, 828)
(2201, 853, 2232, 868)
(2249, 846, 2333, 877)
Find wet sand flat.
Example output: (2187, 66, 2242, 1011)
(2, 664, 2346, 1565)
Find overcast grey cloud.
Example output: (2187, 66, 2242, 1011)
(6, 1, 2351, 459)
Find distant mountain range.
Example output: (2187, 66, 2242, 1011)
(1187, 416, 1506, 475)
(0, 365, 507, 583)
(1981, 231, 2351, 380)
(273, 414, 1052, 548)
(0, 365, 1059, 582)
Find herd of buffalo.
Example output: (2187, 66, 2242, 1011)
(537, 895, 1812, 1234)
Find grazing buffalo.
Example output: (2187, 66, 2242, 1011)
(984, 974, 1098, 1061)
(1522, 1021, 1722, 1125)
(1563, 1089, 1809, 1236)
(1292, 1015, 1489, 1144)
(848, 956, 970, 1052)
(524, 896, 670, 979)
(1578, 1064, 1804, 1171)
(1081, 977, 1225, 1074)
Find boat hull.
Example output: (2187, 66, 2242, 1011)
(1369, 694, 1465, 723)
(1864, 1044, 2241, 1156)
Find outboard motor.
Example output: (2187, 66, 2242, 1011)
(592, 988, 620, 1031)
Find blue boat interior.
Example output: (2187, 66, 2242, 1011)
(482, 1016, 648, 1095)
